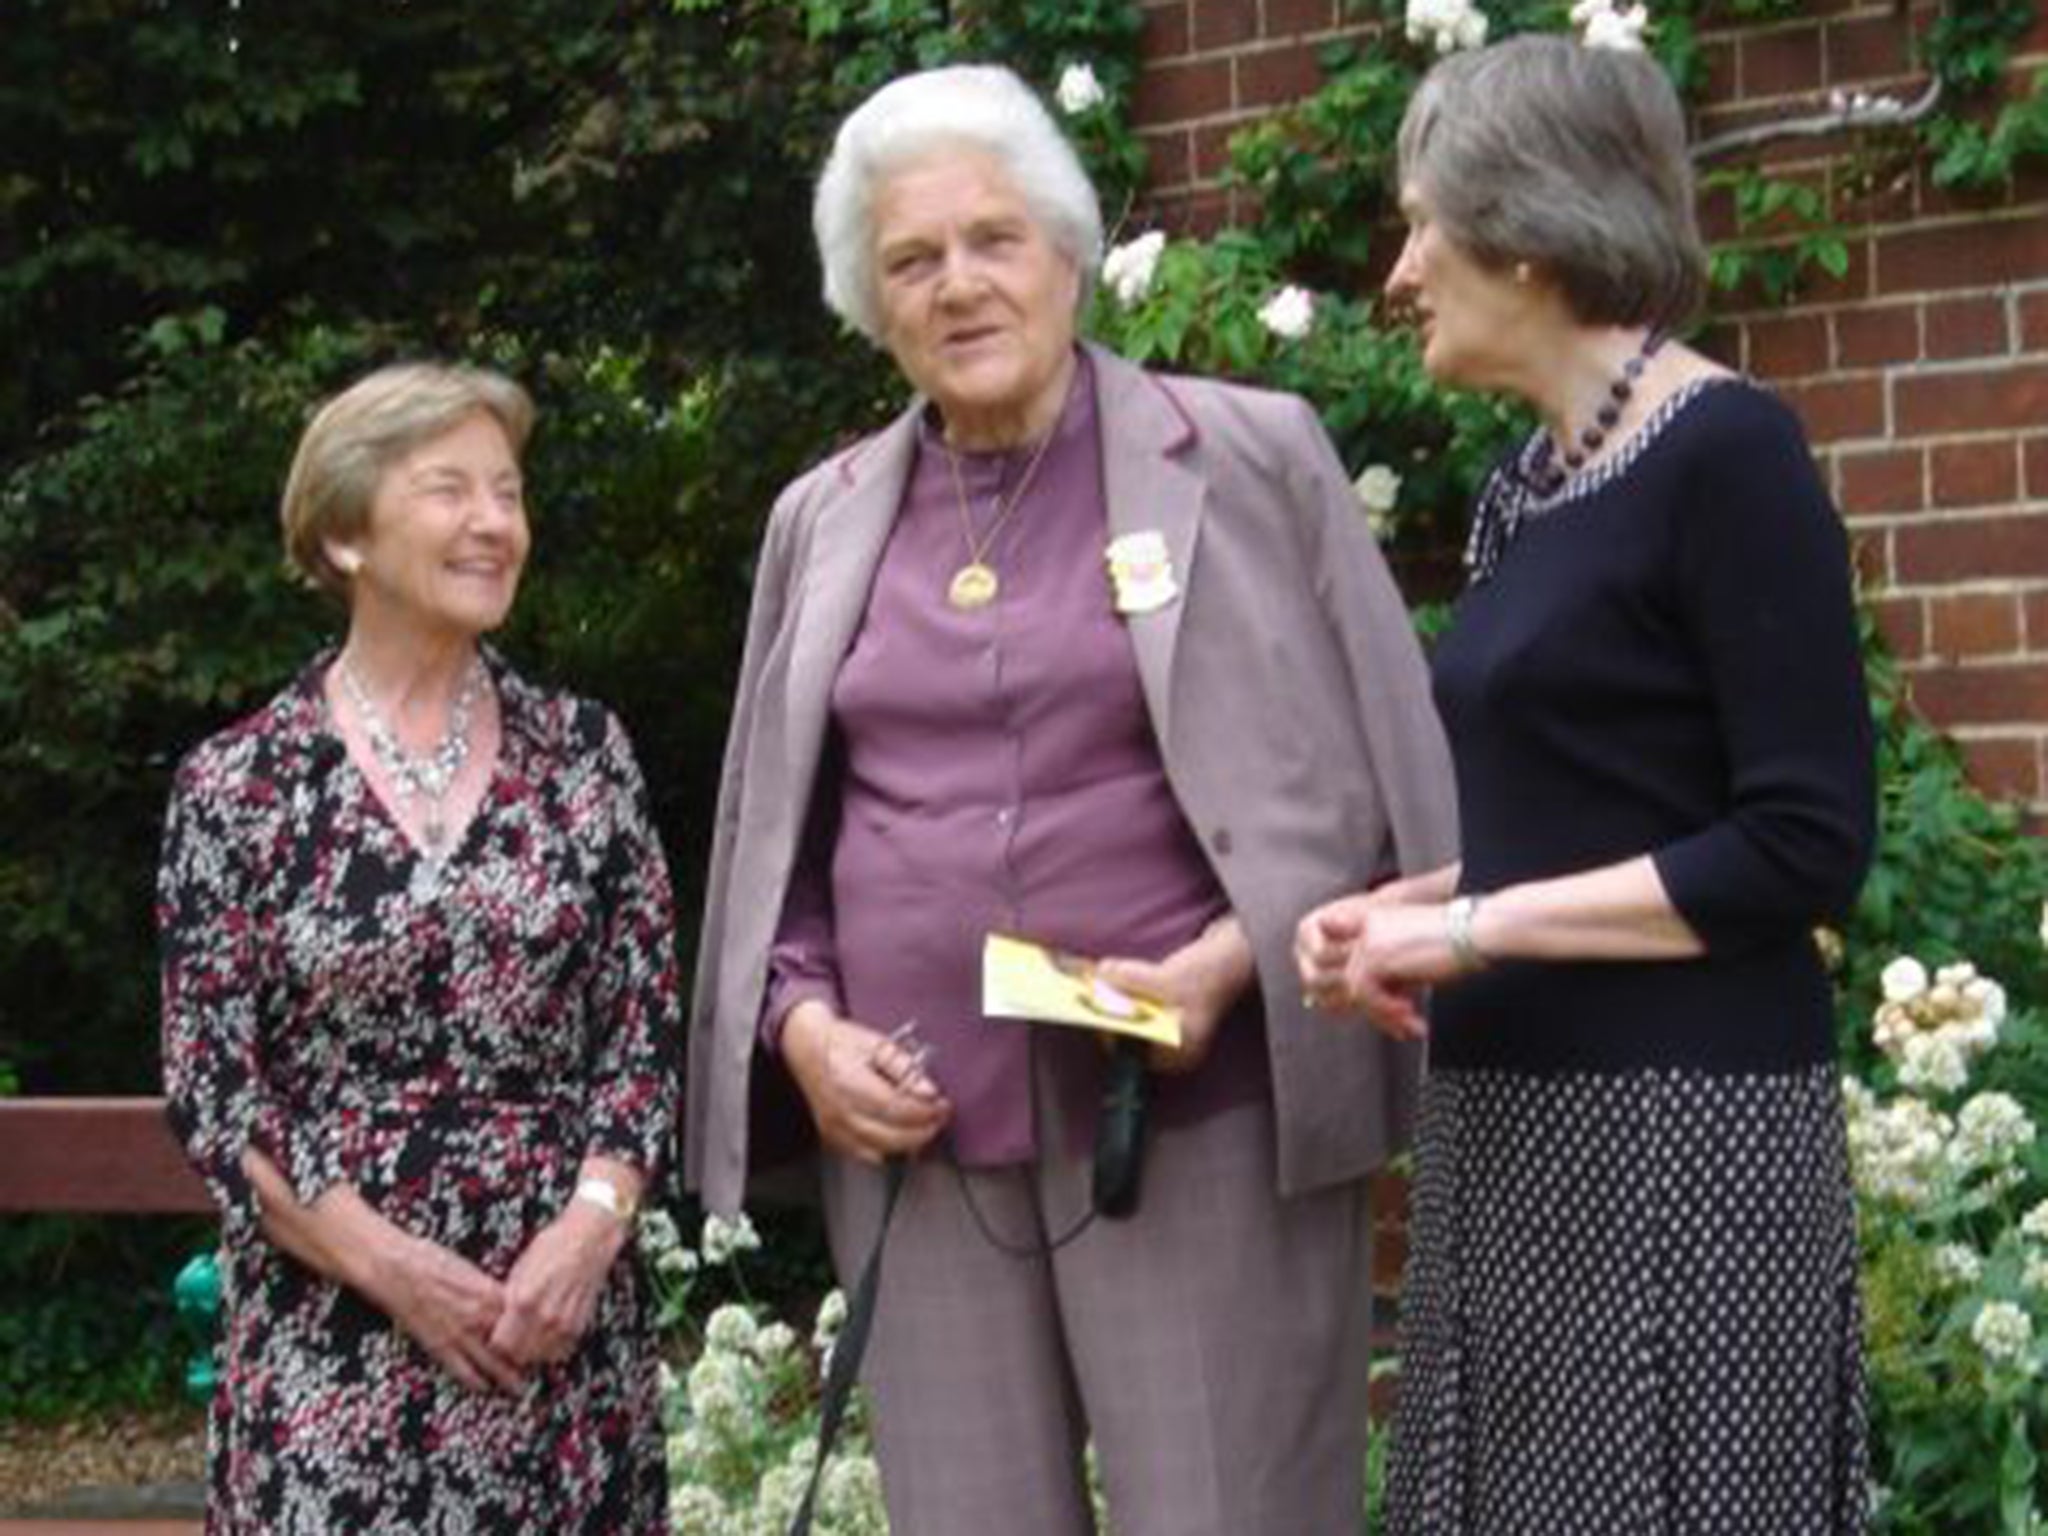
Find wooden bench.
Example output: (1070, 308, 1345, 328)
(0, 1099, 209, 1216)
(0, 1099, 208, 1532)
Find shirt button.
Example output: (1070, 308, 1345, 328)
(1211, 827, 1233, 855)
(996, 809, 1015, 829)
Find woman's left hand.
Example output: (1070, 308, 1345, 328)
(1097, 915, 1257, 1076)
(1302, 897, 1467, 1041)
(489, 1186, 633, 1368)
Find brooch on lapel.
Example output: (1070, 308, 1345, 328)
(1104, 530, 1179, 616)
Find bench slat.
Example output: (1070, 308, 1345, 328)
(0, 1099, 212, 1215)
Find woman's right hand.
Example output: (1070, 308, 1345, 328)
(779, 1001, 952, 1164)
(244, 1150, 529, 1396)
(356, 1229, 529, 1397)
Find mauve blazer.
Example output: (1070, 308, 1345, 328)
(685, 344, 1458, 1215)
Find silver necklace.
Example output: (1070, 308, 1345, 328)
(338, 654, 487, 899)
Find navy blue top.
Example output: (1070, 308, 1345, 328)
(1429, 378, 1876, 1074)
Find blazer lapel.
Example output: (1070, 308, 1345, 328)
(782, 403, 920, 797)
(1091, 344, 1204, 748)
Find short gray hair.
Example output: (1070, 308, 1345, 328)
(280, 362, 534, 601)
(1397, 34, 1706, 332)
(813, 63, 1104, 342)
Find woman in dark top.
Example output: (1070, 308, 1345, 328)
(1295, 35, 1875, 1535)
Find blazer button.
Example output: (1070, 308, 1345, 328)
(1211, 828, 1233, 856)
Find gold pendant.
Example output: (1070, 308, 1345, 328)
(948, 562, 1000, 610)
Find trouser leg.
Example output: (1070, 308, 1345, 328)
(1045, 1096, 1378, 1536)
(818, 1153, 1095, 1536)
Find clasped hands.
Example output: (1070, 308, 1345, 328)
(245, 1147, 632, 1397)
(1294, 887, 1471, 1042)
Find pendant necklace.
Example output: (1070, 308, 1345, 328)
(338, 653, 488, 901)
(942, 424, 1058, 611)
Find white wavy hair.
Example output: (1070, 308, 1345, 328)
(812, 63, 1104, 343)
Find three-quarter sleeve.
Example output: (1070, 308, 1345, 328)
(158, 759, 345, 1227)
(580, 711, 683, 1176)
(1650, 391, 1876, 950)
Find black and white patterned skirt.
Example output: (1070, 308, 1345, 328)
(1386, 1064, 1867, 1536)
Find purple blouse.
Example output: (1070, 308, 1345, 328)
(764, 356, 1266, 1166)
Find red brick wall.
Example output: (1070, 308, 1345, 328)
(1131, 1, 2048, 811)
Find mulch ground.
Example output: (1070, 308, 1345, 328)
(0, 1407, 204, 1516)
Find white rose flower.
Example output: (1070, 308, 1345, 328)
(1847, 1095, 1952, 1207)
(812, 1287, 850, 1353)
(1930, 1243, 1983, 1287)
(1965, 976, 2008, 1027)
(1579, 1, 1649, 51)
(704, 1301, 759, 1355)
(2022, 1198, 2048, 1242)
(752, 1321, 798, 1360)
(686, 1350, 753, 1429)
(1354, 464, 1402, 515)
(700, 1210, 761, 1265)
(1406, 0, 1488, 54)
(1055, 62, 1106, 115)
(2026, 1255, 2048, 1294)
(1971, 1299, 2035, 1369)
(669, 1485, 735, 1536)
(1101, 230, 1167, 307)
(1880, 955, 1929, 1004)
(1950, 1090, 2037, 1173)
(1896, 1031, 1968, 1095)
(637, 1207, 682, 1255)
(1258, 284, 1316, 340)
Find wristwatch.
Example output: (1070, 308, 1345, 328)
(572, 1175, 639, 1223)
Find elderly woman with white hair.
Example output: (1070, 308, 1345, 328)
(687, 63, 1457, 1535)
(159, 363, 679, 1533)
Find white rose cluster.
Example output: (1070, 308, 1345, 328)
(1871, 956, 2006, 1094)
(1101, 231, 1166, 307)
(1055, 62, 1106, 115)
(1970, 1299, 2036, 1371)
(2023, 1198, 2048, 1243)
(686, 1345, 755, 1437)
(1405, 0, 1488, 54)
(1353, 464, 1402, 540)
(1948, 1090, 2036, 1179)
(1843, 1077, 1953, 1208)
(700, 1210, 763, 1266)
(1930, 1242, 1984, 1288)
(1257, 284, 1316, 340)
(1570, 0, 1649, 52)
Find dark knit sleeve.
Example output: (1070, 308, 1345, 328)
(1649, 387, 1876, 950)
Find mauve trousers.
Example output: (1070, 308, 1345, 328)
(818, 1062, 1378, 1536)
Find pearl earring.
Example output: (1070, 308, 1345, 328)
(331, 547, 363, 575)
(1513, 262, 1533, 286)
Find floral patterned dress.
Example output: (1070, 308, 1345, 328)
(159, 653, 678, 1535)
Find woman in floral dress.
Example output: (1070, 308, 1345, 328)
(159, 363, 678, 1534)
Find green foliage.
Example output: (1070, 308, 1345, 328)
(0, 0, 1150, 1093)
(0, 1216, 210, 1420)
(1702, 166, 1852, 305)
(1836, 624, 2048, 1083)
